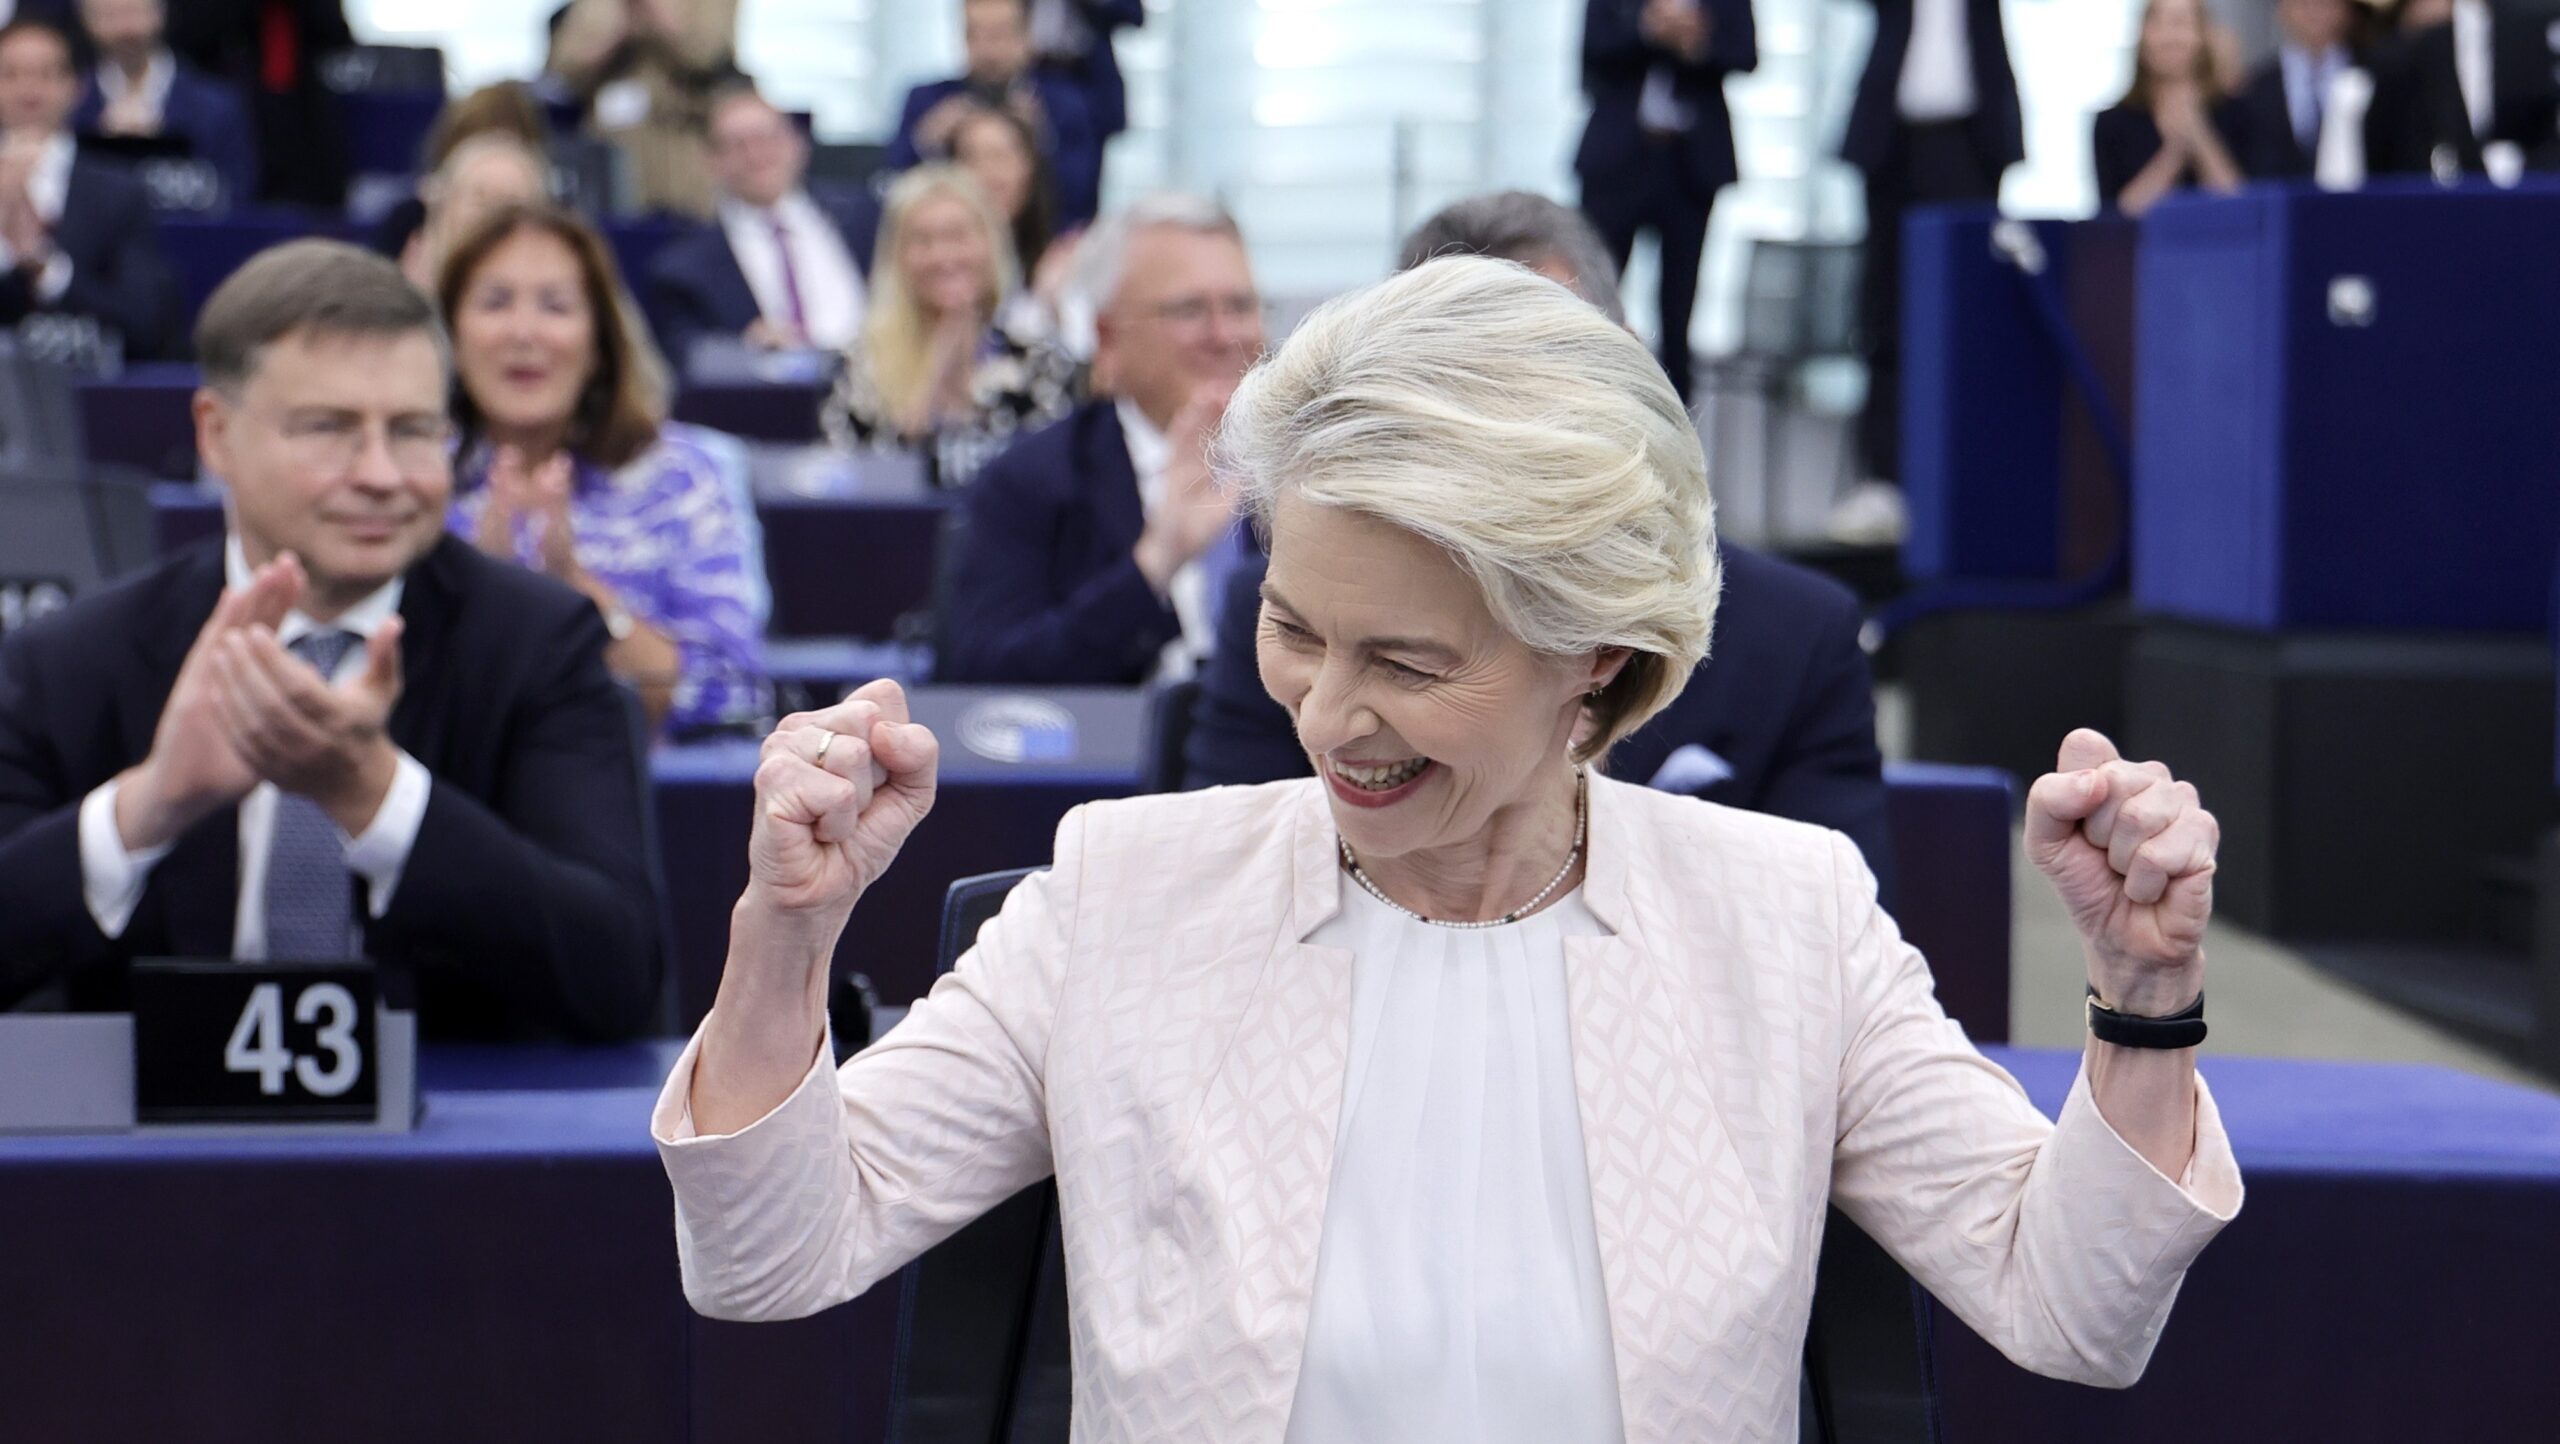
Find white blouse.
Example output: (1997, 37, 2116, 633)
(1283, 883, 1626, 1444)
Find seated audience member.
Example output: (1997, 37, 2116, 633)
(1028, 0, 1142, 139)
(2363, 0, 2559, 178)
(820, 165, 1077, 490)
(2234, 0, 2362, 180)
(545, 0, 737, 219)
(2092, 0, 2247, 215)
(646, 84, 875, 371)
(1182, 190, 1895, 903)
(71, 0, 257, 204)
(937, 191, 1260, 685)
(887, 0, 1100, 226)
(164, 0, 350, 208)
(950, 100, 1065, 294)
(372, 82, 552, 263)
(0, 17, 178, 361)
(0, 240, 664, 1040)
(400, 132, 550, 291)
(440, 203, 771, 737)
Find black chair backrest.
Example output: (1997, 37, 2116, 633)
(1137, 678, 1200, 795)
(888, 869, 1943, 1444)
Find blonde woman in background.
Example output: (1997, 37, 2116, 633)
(822, 164, 1079, 488)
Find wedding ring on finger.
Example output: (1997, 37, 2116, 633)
(812, 730, 835, 767)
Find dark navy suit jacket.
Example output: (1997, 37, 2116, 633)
(1181, 542, 1898, 909)
(1839, 0, 2023, 175)
(938, 400, 1183, 686)
(643, 188, 880, 369)
(1572, 0, 1758, 193)
(0, 537, 665, 1041)
(1034, 0, 1144, 138)
(886, 74, 1101, 225)
(2233, 57, 2318, 181)
(74, 61, 260, 205)
(0, 155, 183, 360)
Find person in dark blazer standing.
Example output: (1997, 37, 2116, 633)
(2233, 0, 2362, 180)
(937, 192, 1260, 686)
(1181, 191, 1896, 905)
(162, 0, 350, 208)
(2363, 0, 2560, 178)
(0, 18, 179, 360)
(887, 0, 1101, 226)
(1835, 0, 2023, 542)
(1572, 0, 1755, 407)
(1028, 0, 1142, 141)
(0, 240, 665, 1041)
(646, 84, 877, 372)
(71, 0, 260, 204)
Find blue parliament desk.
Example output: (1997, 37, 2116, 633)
(0, 1042, 889, 1444)
(1937, 1050, 2560, 1440)
(141, 445, 950, 643)
(4, 1044, 2553, 1442)
(652, 688, 1151, 1026)
(2132, 182, 2560, 633)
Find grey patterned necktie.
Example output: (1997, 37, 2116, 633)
(261, 629, 361, 961)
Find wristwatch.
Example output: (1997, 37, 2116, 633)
(2084, 985, 2207, 1049)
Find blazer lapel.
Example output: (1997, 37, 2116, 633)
(1182, 782, 1352, 1440)
(1567, 776, 1789, 1442)
(386, 538, 462, 752)
(1083, 403, 1148, 560)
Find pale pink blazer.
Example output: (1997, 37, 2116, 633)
(654, 776, 2243, 1443)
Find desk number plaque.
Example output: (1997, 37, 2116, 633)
(131, 961, 379, 1124)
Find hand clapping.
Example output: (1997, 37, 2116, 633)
(2023, 729, 2219, 1018)
(1132, 382, 1240, 591)
(116, 553, 406, 850)
(474, 446, 582, 581)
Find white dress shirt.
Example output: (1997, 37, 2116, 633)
(2451, 0, 2494, 139)
(76, 537, 434, 957)
(1897, 0, 1978, 121)
(92, 50, 178, 132)
(0, 132, 78, 302)
(718, 191, 866, 352)
(1116, 398, 1215, 681)
(1285, 884, 1625, 1443)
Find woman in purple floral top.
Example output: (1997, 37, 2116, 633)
(438, 202, 772, 736)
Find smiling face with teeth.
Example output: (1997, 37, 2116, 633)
(1258, 495, 1626, 911)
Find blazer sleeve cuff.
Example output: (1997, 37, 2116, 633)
(652, 1022, 836, 1149)
(2051, 1065, 2246, 1257)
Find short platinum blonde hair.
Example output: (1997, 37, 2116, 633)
(1216, 256, 1720, 762)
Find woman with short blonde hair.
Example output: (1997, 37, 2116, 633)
(1217, 252, 1719, 762)
(661, 257, 2241, 1441)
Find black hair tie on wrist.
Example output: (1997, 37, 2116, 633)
(2084, 984, 2208, 1050)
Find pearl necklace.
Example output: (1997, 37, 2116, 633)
(1337, 771, 1588, 929)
